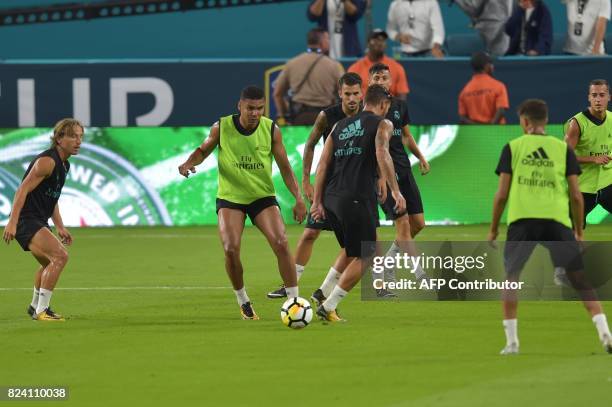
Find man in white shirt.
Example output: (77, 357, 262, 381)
(564, 0, 611, 55)
(386, 0, 445, 58)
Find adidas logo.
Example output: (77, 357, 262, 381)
(338, 119, 364, 140)
(522, 147, 554, 167)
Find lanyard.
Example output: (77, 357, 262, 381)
(577, 0, 589, 15)
(332, 0, 344, 18)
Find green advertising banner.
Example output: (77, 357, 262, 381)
(0, 125, 609, 227)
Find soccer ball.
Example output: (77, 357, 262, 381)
(280, 297, 313, 329)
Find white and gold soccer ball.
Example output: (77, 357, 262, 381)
(280, 297, 313, 329)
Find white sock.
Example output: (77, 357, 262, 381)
(320, 267, 341, 297)
(36, 288, 53, 315)
(31, 287, 40, 309)
(592, 313, 611, 341)
(233, 287, 250, 306)
(296, 264, 305, 282)
(385, 241, 401, 257)
(285, 286, 299, 298)
(383, 242, 400, 283)
(413, 264, 426, 280)
(323, 285, 348, 312)
(503, 319, 519, 346)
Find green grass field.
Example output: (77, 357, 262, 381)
(1, 224, 611, 406)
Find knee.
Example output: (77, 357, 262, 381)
(302, 229, 320, 243)
(412, 219, 425, 235)
(223, 242, 241, 259)
(53, 249, 69, 267)
(271, 235, 290, 255)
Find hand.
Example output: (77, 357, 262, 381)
(419, 158, 430, 175)
(57, 227, 73, 246)
(377, 178, 388, 204)
(398, 33, 411, 45)
(593, 155, 611, 165)
(391, 190, 406, 215)
(487, 229, 498, 248)
(526, 50, 539, 56)
(3, 220, 16, 244)
(276, 117, 289, 126)
(302, 180, 314, 203)
(293, 198, 307, 223)
(310, 202, 326, 222)
(431, 46, 444, 59)
(178, 162, 196, 178)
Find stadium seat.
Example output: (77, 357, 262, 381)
(446, 33, 485, 56)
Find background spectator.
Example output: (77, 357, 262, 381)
(386, 0, 445, 58)
(348, 29, 410, 99)
(458, 52, 510, 124)
(452, 0, 513, 56)
(564, 0, 611, 55)
(273, 28, 344, 125)
(505, 0, 553, 55)
(307, 0, 367, 58)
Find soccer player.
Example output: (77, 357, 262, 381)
(3, 118, 82, 321)
(266, 72, 363, 301)
(368, 62, 430, 295)
(178, 86, 307, 320)
(308, 63, 430, 303)
(488, 99, 612, 355)
(564, 79, 612, 225)
(311, 84, 406, 322)
(554, 79, 612, 286)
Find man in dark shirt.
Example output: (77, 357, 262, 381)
(310, 84, 406, 322)
(369, 63, 430, 294)
(504, 0, 553, 56)
(3, 118, 83, 322)
(267, 73, 363, 300)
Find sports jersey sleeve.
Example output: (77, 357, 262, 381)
(496, 82, 510, 109)
(276, 68, 289, 89)
(598, 0, 611, 19)
(495, 144, 512, 175)
(565, 146, 582, 176)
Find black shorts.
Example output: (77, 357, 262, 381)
(504, 219, 583, 274)
(584, 184, 612, 216)
(325, 195, 377, 258)
(216, 196, 279, 224)
(380, 171, 423, 220)
(305, 212, 333, 231)
(15, 218, 50, 251)
(597, 184, 612, 212)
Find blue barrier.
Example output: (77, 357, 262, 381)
(0, 56, 610, 127)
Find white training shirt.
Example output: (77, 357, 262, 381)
(327, 0, 345, 59)
(386, 0, 445, 54)
(564, 0, 611, 55)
